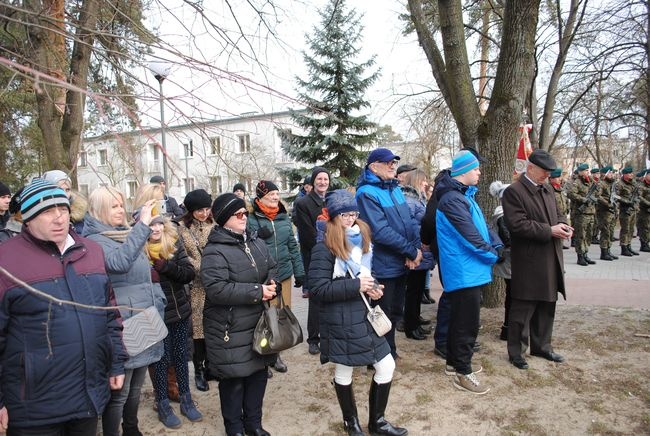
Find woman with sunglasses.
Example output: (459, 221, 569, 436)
(178, 189, 214, 392)
(201, 193, 278, 436)
(309, 189, 407, 436)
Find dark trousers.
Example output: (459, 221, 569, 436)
(193, 338, 207, 368)
(153, 317, 191, 401)
(302, 248, 320, 345)
(507, 298, 557, 359)
(375, 275, 407, 357)
(218, 369, 268, 435)
(446, 287, 481, 375)
(8, 418, 97, 436)
(434, 291, 450, 350)
(404, 270, 426, 331)
(502, 278, 511, 327)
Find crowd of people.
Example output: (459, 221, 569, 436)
(0, 150, 648, 436)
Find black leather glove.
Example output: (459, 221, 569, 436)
(257, 226, 273, 239)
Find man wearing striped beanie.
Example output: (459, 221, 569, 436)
(0, 178, 127, 434)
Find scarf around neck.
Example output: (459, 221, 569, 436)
(255, 198, 279, 221)
(333, 224, 373, 279)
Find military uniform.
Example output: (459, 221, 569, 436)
(596, 167, 618, 261)
(568, 168, 599, 265)
(617, 167, 639, 256)
(637, 170, 650, 252)
(591, 168, 601, 244)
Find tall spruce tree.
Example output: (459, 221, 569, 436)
(280, 0, 379, 185)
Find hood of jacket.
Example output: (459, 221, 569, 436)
(434, 170, 474, 200)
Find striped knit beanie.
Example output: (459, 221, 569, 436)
(450, 150, 479, 177)
(19, 179, 70, 222)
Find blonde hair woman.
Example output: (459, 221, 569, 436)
(309, 189, 406, 436)
(134, 183, 165, 216)
(83, 186, 166, 436)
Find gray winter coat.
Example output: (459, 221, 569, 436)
(200, 226, 278, 380)
(83, 214, 166, 369)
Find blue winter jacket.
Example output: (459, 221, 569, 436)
(0, 228, 127, 428)
(356, 169, 420, 279)
(435, 171, 502, 292)
(402, 186, 435, 271)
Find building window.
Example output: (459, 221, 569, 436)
(183, 141, 194, 158)
(78, 151, 87, 167)
(99, 149, 108, 166)
(238, 134, 250, 153)
(153, 144, 160, 161)
(210, 176, 223, 194)
(79, 184, 89, 198)
(210, 137, 221, 155)
(184, 177, 195, 193)
(127, 181, 138, 199)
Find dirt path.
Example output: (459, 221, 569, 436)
(135, 304, 650, 435)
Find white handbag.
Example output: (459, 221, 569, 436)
(360, 290, 392, 337)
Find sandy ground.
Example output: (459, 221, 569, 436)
(134, 303, 650, 435)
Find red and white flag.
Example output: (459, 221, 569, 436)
(514, 124, 533, 174)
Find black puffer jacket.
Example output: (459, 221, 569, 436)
(200, 226, 278, 379)
(309, 243, 391, 367)
(154, 241, 195, 324)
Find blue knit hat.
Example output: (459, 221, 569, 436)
(450, 150, 479, 177)
(19, 179, 70, 222)
(326, 189, 358, 219)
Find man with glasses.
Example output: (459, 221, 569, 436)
(356, 148, 422, 359)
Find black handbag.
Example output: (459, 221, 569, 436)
(252, 290, 303, 355)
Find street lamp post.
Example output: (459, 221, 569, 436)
(149, 62, 172, 184)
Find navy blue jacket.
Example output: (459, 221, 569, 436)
(435, 171, 501, 292)
(309, 243, 391, 366)
(0, 229, 126, 428)
(356, 169, 420, 279)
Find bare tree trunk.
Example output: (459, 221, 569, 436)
(478, 1, 490, 115)
(26, 0, 98, 184)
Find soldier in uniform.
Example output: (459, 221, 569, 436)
(568, 163, 599, 265)
(617, 166, 640, 256)
(549, 169, 569, 249)
(637, 169, 650, 252)
(596, 166, 618, 261)
(566, 169, 579, 247)
(591, 168, 601, 244)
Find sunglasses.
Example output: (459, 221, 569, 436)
(233, 211, 249, 219)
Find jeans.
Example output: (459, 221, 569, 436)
(102, 366, 148, 436)
(8, 418, 97, 436)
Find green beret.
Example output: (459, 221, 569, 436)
(550, 168, 562, 178)
(600, 166, 612, 173)
(576, 163, 589, 171)
(590, 168, 600, 174)
(637, 169, 649, 177)
(621, 166, 633, 175)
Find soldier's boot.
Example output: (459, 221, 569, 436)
(628, 244, 640, 256)
(577, 253, 588, 266)
(640, 241, 650, 253)
(600, 249, 614, 261)
(583, 252, 596, 264)
(621, 245, 633, 257)
(607, 249, 619, 260)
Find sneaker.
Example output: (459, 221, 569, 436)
(452, 372, 490, 395)
(445, 365, 482, 376)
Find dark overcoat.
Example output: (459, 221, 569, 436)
(502, 176, 566, 302)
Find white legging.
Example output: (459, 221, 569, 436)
(334, 354, 395, 386)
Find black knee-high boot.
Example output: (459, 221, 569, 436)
(334, 381, 364, 436)
(368, 381, 407, 436)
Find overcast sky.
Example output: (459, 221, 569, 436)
(139, 0, 435, 139)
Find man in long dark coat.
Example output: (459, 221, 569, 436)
(502, 149, 572, 370)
